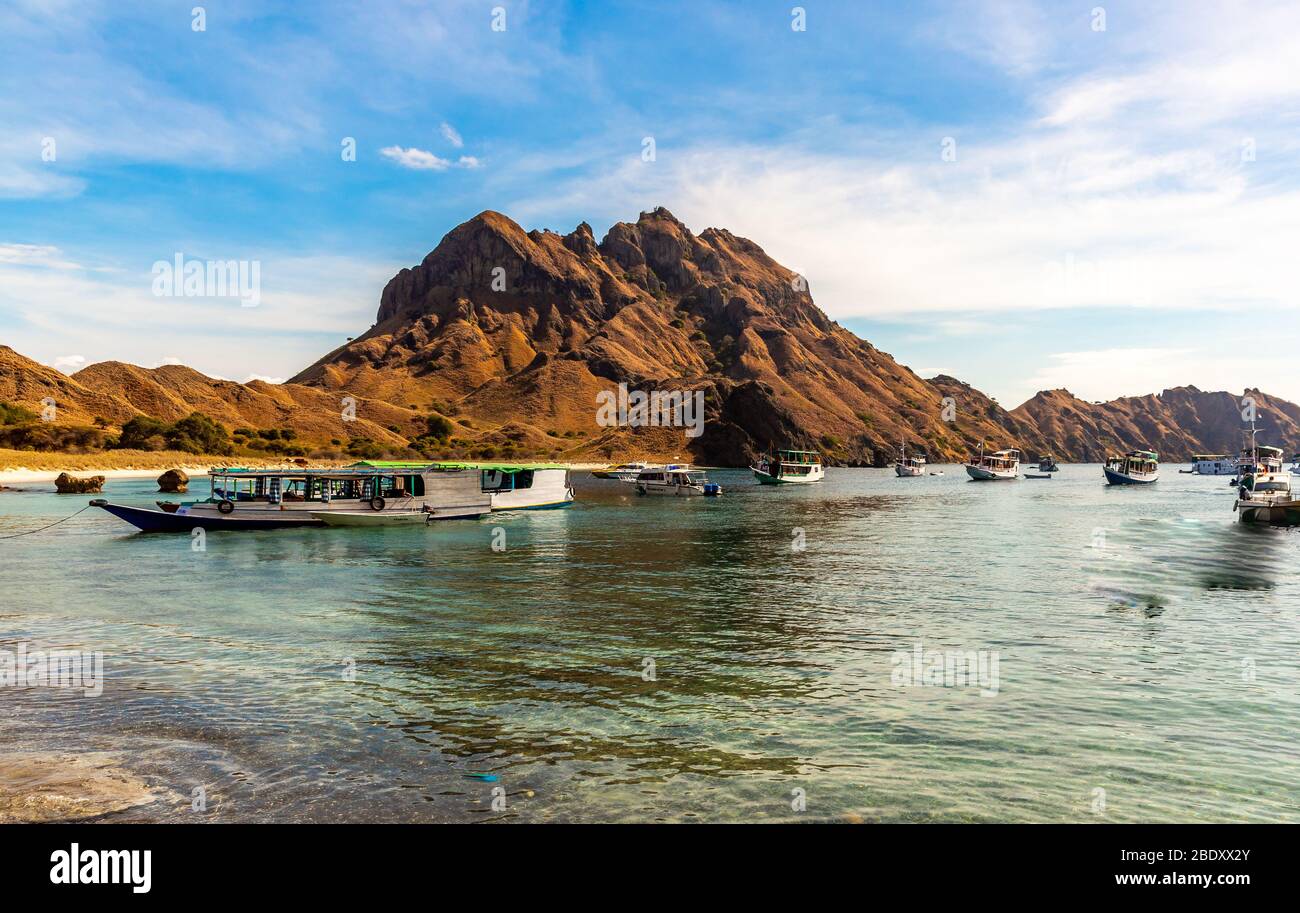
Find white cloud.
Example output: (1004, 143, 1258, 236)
(51, 354, 86, 372)
(380, 146, 453, 171)
(440, 122, 464, 148)
(243, 374, 286, 384)
(380, 146, 482, 171)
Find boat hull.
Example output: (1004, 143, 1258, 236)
(1103, 466, 1158, 485)
(311, 511, 431, 527)
(965, 464, 1017, 481)
(94, 501, 322, 532)
(1237, 501, 1300, 525)
(895, 464, 924, 477)
(752, 466, 824, 484)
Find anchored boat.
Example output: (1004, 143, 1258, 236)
(1038, 456, 1059, 473)
(353, 460, 575, 511)
(752, 449, 824, 484)
(591, 462, 652, 482)
(895, 444, 926, 477)
(634, 466, 721, 496)
(1188, 454, 1235, 475)
(91, 464, 490, 532)
(965, 445, 1020, 481)
(1235, 471, 1300, 525)
(1103, 450, 1159, 485)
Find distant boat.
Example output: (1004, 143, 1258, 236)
(965, 445, 1020, 481)
(1290, 454, 1300, 473)
(894, 443, 926, 477)
(752, 449, 824, 484)
(1023, 473, 1052, 479)
(1189, 454, 1235, 475)
(1103, 450, 1159, 485)
(1038, 456, 1059, 472)
(592, 461, 651, 482)
(1237, 444, 1283, 476)
(634, 466, 721, 497)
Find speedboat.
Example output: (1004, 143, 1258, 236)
(895, 444, 926, 477)
(965, 446, 1020, 481)
(91, 464, 491, 532)
(1235, 471, 1300, 525)
(591, 462, 651, 482)
(1103, 449, 1159, 485)
(752, 449, 824, 484)
(634, 466, 721, 496)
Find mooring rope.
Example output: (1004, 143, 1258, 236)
(0, 504, 94, 540)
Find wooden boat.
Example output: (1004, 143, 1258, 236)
(634, 466, 721, 496)
(1103, 450, 1159, 485)
(752, 449, 824, 484)
(965, 445, 1020, 481)
(1037, 456, 1059, 472)
(352, 460, 575, 510)
(894, 443, 926, 477)
(1023, 473, 1052, 479)
(91, 464, 490, 532)
(1236, 444, 1283, 476)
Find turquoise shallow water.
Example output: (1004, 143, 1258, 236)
(1, 466, 1297, 822)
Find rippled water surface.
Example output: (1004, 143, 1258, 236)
(2, 466, 1297, 822)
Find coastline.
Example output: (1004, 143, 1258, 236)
(0, 449, 611, 485)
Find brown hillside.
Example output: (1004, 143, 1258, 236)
(291, 208, 1037, 465)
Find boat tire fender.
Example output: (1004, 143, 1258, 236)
(370, 496, 386, 511)
(218, 499, 234, 514)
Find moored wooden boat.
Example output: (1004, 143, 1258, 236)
(752, 449, 824, 484)
(965, 445, 1019, 481)
(91, 464, 490, 532)
(895, 443, 926, 477)
(1103, 450, 1159, 485)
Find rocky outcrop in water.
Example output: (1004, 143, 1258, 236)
(156, 468, 189, 492)
(53, 472, 104, 493)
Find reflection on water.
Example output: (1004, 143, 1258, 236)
(1, 466, 1298, 822)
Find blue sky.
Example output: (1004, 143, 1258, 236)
(2, 0, 1298, 404)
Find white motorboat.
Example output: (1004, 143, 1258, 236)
(1103, 449, 1159, 485)
(591, 461, 651, 482)
(1235, 471, 1300, 525)
(965, 445, 1020, 481)
(894, 443, 926, 477)
(752, 449, 824, 484)
(634, 466, 721, 496)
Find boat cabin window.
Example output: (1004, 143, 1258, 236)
(482, 469, 534, 492)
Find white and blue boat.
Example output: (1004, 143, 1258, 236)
(353, 460, 575, 511)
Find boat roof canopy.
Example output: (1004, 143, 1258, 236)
(350, 459, 570, 473)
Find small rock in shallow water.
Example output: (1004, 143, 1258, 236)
(0, 752, 156, 823)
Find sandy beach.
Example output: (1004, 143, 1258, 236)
(0, 450, 610, 485)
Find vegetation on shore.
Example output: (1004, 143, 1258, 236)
(0, 401, 594, 467)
